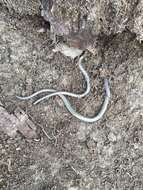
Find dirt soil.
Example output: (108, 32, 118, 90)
(0, 3, 143, 190)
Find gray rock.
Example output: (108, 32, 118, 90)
(0, 0, 41, 15)
(41, 0, 139, 51)
(0, 103, 37, 139)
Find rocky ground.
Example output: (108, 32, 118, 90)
(0, 1, 143, 190)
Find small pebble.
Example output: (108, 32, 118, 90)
(108, 132, 116, 142)
(37, 28, 46, 33)
(16, 147, 21, 151)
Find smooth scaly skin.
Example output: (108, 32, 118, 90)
(38, 78, 110, 123)
(16, 56, 110, 122)
(16, 55, 90, 101)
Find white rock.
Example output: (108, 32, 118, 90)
(53, 43, 83, 59)
(108, 132, 116, 142)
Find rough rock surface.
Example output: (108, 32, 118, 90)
(41, 0, 141, 50)
(1, 1, 143, 48)
(0, 1, 143, 190)
(129, 0, 143, 42)
(0, 104, 37, 139)
(0, 0, 41, 15)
